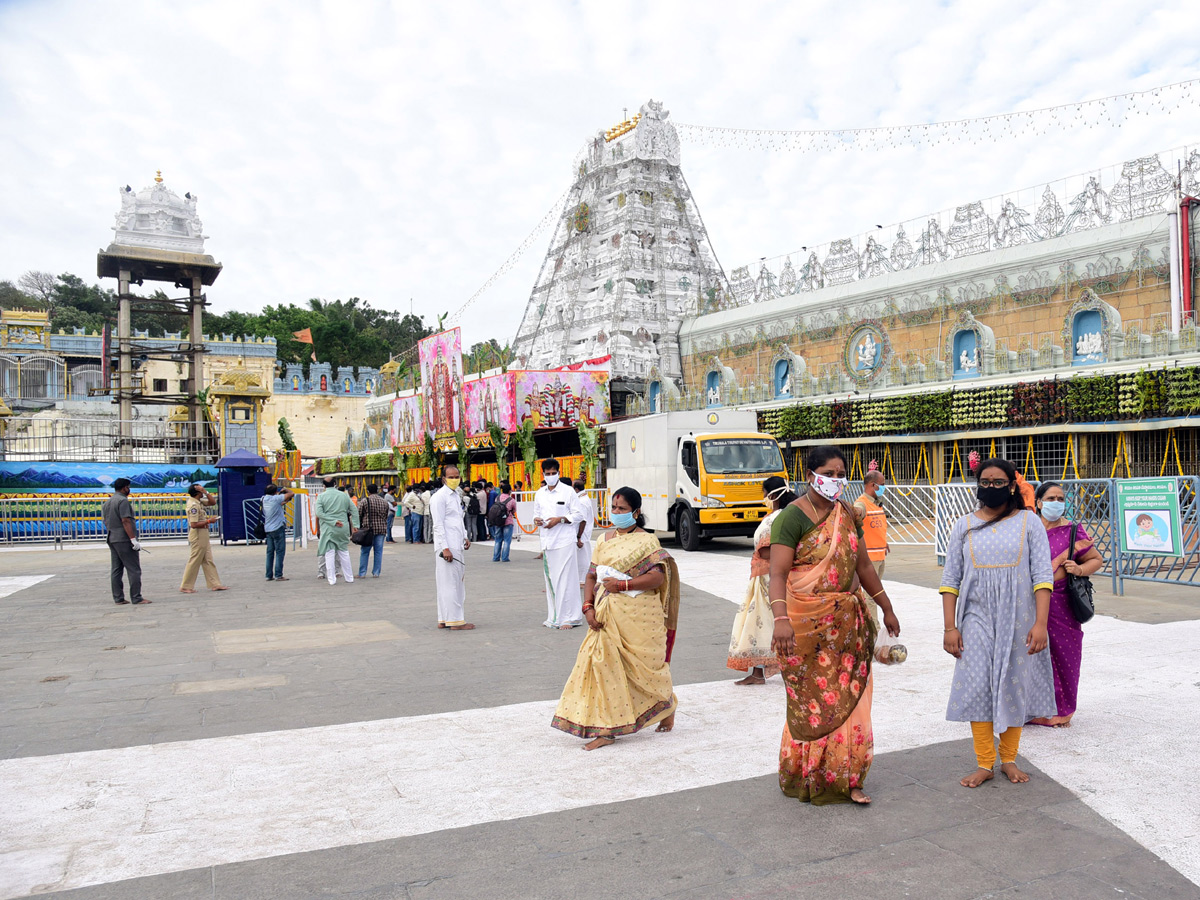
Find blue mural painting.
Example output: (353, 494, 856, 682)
(952, 330, 981, 379)
(774, 359, 791, 397)
(0, 462, 219, 493)
(1072, 309, 1106, 365)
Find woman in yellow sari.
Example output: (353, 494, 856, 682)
(552, 486, 680, 751)
(768, 446, 901, 805)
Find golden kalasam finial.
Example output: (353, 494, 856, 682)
(154, 170, 163, 183)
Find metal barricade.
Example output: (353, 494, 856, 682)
(242, 496, 298, 546)
(0, 494, 196, 547)
(842, 482, 937, 546)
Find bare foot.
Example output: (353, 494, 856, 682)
(437, 623, 447, 628)
(559, 623, 576, 630)
(1000, 762, 1030, 783)
(734, 673, 765, 685)
(1054, 715, 1074, 728)
(583, 736, 615, 751)
(849, 788, 871, 804)
(656, 712, 675, 733)
(1026, 717, 1055, 727)
(179, 588, 196, 594)
(961, 767, 995, 788)
(448, 623, 476, 630)
(211, 586, 229, 591)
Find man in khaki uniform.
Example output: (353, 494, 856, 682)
(181, 484, 228, 593)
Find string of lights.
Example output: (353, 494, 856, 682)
(674, 78, 1199, 151)
(447, 186, 571, 326)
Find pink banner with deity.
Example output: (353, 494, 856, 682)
(513, 370, 611, 428)
(391, 394, 425, 449)
(462, 373, 516, 437)
(418, 329, 464, 436)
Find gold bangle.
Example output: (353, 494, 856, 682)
(944, 626, 958, 632)
(870, 588, 887, 599)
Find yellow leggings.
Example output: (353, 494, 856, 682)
(971, 722, 1022, 769)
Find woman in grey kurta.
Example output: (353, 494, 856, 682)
(940, 458, 1055, 789)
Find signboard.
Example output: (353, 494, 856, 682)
(463, 373, 516, 437)
(1114, 477, 1183, 557)
(417, 329, 463, 437)
(513, 370, 610, 428)
(0, 461, 218, 494)
(391, 394, 425, 448)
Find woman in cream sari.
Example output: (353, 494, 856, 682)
(768, 446, 901, 805)
(727, 476, 796, 684)
(552, 486, 680, 751)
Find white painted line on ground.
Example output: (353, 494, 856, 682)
(0, 576, 53, 599)
(172, 675, 289, 695)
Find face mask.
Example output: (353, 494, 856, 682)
(810, 473, 846, 502)
(544, 474, 559, 487)
(611, 511, 636, 529)
(1040, 500, 1065, 521)
(977, 484, 1011, 509)
(444, 478, 461, 490)
(875, 485, 886, 497)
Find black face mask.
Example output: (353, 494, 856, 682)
(977, 485, 1012, 509)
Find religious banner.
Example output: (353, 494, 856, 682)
(391, 394, 425, 449)
(513, 370, 611, 428)
(462, 373, 516, 437)
(418, 328, 464, 437)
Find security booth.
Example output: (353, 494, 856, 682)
(215, 448, 269, 544)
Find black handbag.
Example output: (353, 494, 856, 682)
(253, 520, 266, 540)
(1065, 523, 1095, 624)
(351, 526, 373, 546)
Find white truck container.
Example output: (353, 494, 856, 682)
(602, 409, 787, 550)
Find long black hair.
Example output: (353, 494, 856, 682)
(972, 457, 1024, 531)
(805, 445, 847, 474)
(762, 475, 797, 510)
(611, 485, 646, 528)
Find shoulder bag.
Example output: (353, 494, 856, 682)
(1065, 523, 1095, 624)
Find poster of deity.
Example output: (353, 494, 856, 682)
(462, 373, 516, 436)
(418, 328, 464, 436)
(513, 370, 611, 429)
(391, 394, 425, 449)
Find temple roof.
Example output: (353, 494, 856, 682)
(110, 171, 207, 254)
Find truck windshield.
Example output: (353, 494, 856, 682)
(699, 438, 784, 475)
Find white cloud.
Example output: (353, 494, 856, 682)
(0, 0, 1196, 355)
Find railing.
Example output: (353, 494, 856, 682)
(841, 482, 937, 546)
(241, 497, 298, 546)
(0, 417, 217, 463)
(0, 494, 211, 546)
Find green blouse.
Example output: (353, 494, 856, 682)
(770, 497, 863, 549)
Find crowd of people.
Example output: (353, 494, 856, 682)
(101, 443, 1099, 806)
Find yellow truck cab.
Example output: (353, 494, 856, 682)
(603, 409, 788, 551)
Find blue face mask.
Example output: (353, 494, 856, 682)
(875, 485, 886, 497)
(611, 511, 636, 529)
(1040, 500, 1066, 522)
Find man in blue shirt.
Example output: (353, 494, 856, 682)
(262, 483, 295, 581)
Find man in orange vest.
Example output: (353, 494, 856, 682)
(853, 471, 889, 579)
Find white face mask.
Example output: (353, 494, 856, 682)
(544, 474, 559, 488)
(810, 473, 847, 502)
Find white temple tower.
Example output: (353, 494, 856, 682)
(511, 100, 734, 414)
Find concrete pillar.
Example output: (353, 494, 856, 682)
(189, 275, 205, 463)
(117, 267, 133, 463)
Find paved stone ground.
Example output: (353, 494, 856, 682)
(1, 536, 1197, 899)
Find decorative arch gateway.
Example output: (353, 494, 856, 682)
(643, 365, 680, 413)
(944, 310, 996, 380)
(769, 345, 807, 398)
(1061, 287, 1123, 366)
(703, 355, 738, 408)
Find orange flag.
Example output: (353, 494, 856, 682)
(292, 328, 317, 362)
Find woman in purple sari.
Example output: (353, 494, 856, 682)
(1030, 482, 1104, 727)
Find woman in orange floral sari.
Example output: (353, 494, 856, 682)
(768, 446, 901, 805)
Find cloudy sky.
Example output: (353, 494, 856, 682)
(1, 0, 1197, 352)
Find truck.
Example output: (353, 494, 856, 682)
(602, 409, 789, 551)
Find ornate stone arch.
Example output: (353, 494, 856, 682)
(704, 355, 738, 408)
(944, 310, 995, 380)
(1062, 287, 1123, 365)
(768, 345, 807, 398)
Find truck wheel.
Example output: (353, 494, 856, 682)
(677, 508, 700, 552)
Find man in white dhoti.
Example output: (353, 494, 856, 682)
(573, 479, 594, 591)
(431, 465, 474, 630)
(534, 459, 584, 629)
